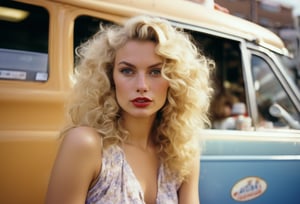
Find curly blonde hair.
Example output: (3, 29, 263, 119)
(65, 15, 213, 181)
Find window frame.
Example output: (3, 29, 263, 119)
(247, 47, 300, 130)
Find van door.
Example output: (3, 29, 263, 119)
(181, 27, 300, 203)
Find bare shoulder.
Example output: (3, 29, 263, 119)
(57, 126, 103, 177)
(46, 126, 102, 203)
(62, 126, 103, 153)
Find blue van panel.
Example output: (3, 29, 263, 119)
(199, 135, 300, 204)
(199, 156, 300, 203)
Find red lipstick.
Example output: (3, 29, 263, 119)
(131, 97, 152, 108)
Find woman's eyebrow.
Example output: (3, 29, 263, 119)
(149, 62, 163, 68)
(117, 61, 163, 68)
(117, 61, 135, 67)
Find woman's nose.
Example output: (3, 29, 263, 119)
(136, 74, 149, 93)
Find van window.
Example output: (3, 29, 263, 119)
(0, 1, 49, 82)
(251, 54, 299, 129)
(74, 15, 113, 64)
(187, 30, 248, 130)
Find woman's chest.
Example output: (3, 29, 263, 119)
(123, 145, 159, 203)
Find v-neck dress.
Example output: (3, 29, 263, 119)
(85, 145, 181, 204)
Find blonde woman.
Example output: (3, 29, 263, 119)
(46, 15, 213, 204)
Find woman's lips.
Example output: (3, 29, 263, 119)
(131, 97, 152, 108)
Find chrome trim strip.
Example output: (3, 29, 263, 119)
(200, 155, 300, 161)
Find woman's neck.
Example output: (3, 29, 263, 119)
(121, 115, 156, 150)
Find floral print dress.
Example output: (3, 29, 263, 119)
(86, 145, 181, 204)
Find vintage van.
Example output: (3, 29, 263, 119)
(0, 0, 299, 203)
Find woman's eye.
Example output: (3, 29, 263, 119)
(120, 68, 134, 75)
(150, 69, 161, 76)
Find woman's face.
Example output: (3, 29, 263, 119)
(113, 40, 169, 119)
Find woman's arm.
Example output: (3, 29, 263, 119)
(178, 159, 200, 204)
(45, 127, 102, 204)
